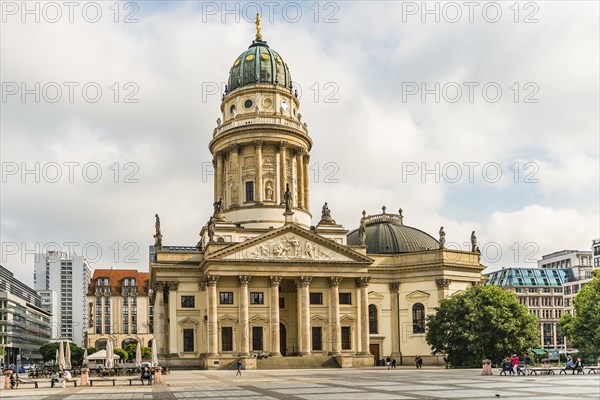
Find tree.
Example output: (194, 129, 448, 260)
(39, 342, 85, 365)
(560, 269, 600, 361)
(426, 285, 539, 367)
(113, 347, 128, 361)
(124, 344, 152, 361)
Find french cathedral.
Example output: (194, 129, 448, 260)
(149, 19, 484, 369)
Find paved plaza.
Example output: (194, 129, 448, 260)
(1, 368, 599, 400)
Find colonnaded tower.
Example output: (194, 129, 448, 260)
(209, 18, 312, 230)
(149, 17, 484, 370)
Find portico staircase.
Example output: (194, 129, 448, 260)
(256, 355, 340, 369)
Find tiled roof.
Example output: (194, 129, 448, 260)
(87, 269, 149, 295)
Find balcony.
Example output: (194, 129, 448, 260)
(213, 115, 308, 138)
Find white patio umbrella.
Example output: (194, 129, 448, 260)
(83, 348, 88, 366)
(58, 341, 66, 370)
(55, 348, 59, 366)
(104, 340, 114, 369)
(135, 342, 142, 367)
(150, 339, 158, 367)
(65, 341, 72, 370)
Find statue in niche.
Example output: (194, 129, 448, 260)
(284, 184, 292, 212)
(265, 181, 273, 201)
(439, 226, 446, 249)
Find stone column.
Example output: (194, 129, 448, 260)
(215, 151, 224, 203)
(153, 282, 166, 356)
(238, 275, 251, 356)
(389, 282, 400, 358)
(299, 276, 312, 355)
(254, 140, 263, 203)
(270, 276, 282, 356)
(296, 281, 303, 354)
(279, 141, 287, 204)
(328, 277, 343, 356)
(230, 144, 240, 207)
(167, 282, 179, 356)
(296, 149, 304, 209)
(303, 154, 310, 212)
(356, 277, 371, 355)
(206, 275, 219, 357)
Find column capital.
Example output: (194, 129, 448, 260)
(304, 154, 310, 164)
(297, 276, 312, 287)
(229, 144, 241, 154)
(254, 140, 264, 149)
(389, 282, 400, 293)
(293, 147, 305, 157)
(198, 278, 207, 291)
(238, 275, 252, 286)
(328, 277, 343, 287)
(436, 278, 452, 288)
(355, 277, 371, 288)
(149, 291, 157, 306)
(270, 275, 282, 287)
(153, 282, 166, 292)
(166, 281, 179, 291)
(278, 141, 288, 151)
(215, 150, 224, 159)
(206, 274, 219, 286)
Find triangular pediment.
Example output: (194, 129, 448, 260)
(178, 317, 199, 326)
(207, 224, 373, 264)
(369, 292, 385, 301)
(340, 314, 356, 322)
(405, 290, 430, 300)
(218, 314, 238, 323)
(249, 314, 269, 324)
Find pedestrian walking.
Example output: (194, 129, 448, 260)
(415, 355, 423, 369)
(386, 356, 391, 370)
(510, 354, 520, 376)
(391, 358, 397, 369)
(523, 353, 531, 375)
(236, 358, 242, 376)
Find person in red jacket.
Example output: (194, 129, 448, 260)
(510, 354, 520, 376)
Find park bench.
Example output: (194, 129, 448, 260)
(529, 368, 558, 375)
(127, 377, 152, 386)
(586, 367, 599, 374)
(89, 377, 116, 386)
(559, 368, 584, 375)
(58, 378, 79, 387)
(499, 368, 525, 376)
(18, 379, 39, 388)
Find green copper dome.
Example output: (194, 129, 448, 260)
(227, 39, 292, 93)
(347, 210, 440, 254)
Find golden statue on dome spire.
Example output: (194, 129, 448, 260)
(255, 13, 262, 40)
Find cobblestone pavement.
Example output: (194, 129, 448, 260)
(1, 368, 599, 399)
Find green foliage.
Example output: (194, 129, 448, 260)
(562, 270, 600, 361)
(113, 347, 128, 361)
(123, 344, 152, 360)
(426, 285, 539, 367)
(86, 347, 98, 355)
(38, 342, 85, 365)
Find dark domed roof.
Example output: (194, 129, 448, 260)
(347, 210, 439, 254)
(227, 39, 292, 93)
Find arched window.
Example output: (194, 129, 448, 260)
(95, 339, 107, 350)
(368, 304, 378, 334)
(412, 303, 425, 334)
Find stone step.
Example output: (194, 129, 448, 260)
(257, 356, 340, 370)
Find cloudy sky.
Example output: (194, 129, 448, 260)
(1, 1, 598, 286)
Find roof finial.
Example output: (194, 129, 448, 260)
(255, 13, 262, 40)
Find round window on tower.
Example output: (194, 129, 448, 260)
(244, 99, 253, 109)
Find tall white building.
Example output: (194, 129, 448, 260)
(37, 290, 59, 340)
(33, 251, 91, 346)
